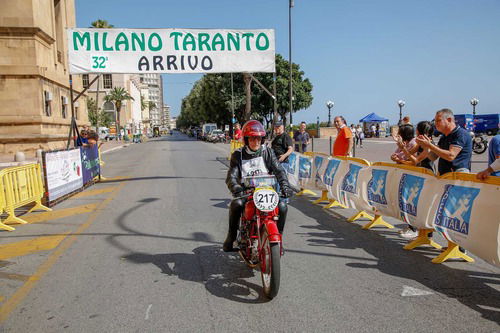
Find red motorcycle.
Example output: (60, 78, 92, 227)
(237, 175, 283, 299)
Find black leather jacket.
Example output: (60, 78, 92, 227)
(226, 146, 291, 196)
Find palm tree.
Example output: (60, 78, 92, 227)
(104, 87, 134, 140)
(90, 19, 114, 28)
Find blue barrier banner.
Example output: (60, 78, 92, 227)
(367, 169, 388, 205)
(435, 185, 480, 236)
(80, 145, 101, 184)
(398, 173, 426, 224)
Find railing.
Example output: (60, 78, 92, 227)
(0, 164, 51, 230)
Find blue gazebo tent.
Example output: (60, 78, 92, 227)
(359, 113, 389, 137)
(359, 113, 389, 122)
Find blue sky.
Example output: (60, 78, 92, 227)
(75, 0, 500, 125)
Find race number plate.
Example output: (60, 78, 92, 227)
(253, 188, 279, 212)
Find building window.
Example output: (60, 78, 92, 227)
(44, 91, 52, 116)
(103, 74, 113, 89)
(82, 74, 89, 88)
(61, 96, 67, 118)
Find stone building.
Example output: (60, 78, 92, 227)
(0, 0, 89, 154)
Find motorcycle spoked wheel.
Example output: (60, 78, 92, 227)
(473, 142, 487, 154)
(259, 227, 281, 299)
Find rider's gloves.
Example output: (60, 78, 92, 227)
(282, 187, 294, 198)
(232, 185, 244, 198)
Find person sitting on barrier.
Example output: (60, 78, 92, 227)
(416, 108, 472, 175)
(391, 124, 416, 164)
(224, 120, 293, 252)
(395, 121, 436, 174)
(271, 120, 293, 166)
(476, 133, 500, 180)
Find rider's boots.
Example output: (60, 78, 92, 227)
(223, 200, 243, 252)
(277, 200, 288, 234)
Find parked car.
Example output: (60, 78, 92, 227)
(207, 129, 225, 142)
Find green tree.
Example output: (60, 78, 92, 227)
(104, 87, 134, 139)
(90, 19, 114, 28)
(87, 98, 113, 128)
(176, 54, 313, 129)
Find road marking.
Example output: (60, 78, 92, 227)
(72, 187, 118, 198)
(145, 304, 152, 320)
(401, 285, 434, 297)
(0, 182, 125, 324)
(0, 272, 30, 282)
(21, 204, 98, 224)
(0, 233, 70, 261)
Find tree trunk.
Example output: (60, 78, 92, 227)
(243, 73, 252, 122)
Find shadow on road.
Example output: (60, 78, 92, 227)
(124, 245, 270, 304)
(289, 196, 500, 324)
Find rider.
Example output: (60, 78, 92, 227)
(224, 120, 293, 252)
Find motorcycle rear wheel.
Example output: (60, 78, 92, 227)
(260, 228, 281, 299)
(473, 142, 487, 154)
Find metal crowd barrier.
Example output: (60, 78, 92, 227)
(0, 163, 51, 231)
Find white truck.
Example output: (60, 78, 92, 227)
(201, 123, 217, 139)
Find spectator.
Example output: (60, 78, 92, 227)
(332, 116, 353, 157)
(76, 130, 89, 146)
(294, 121, 310, 153)
(396, 121, 436, 173)
(370, 124, 376, 137)
(233, 123, 242, 141)
(271, 121, 293, 165)
(476, 133, 500, 180)
(375, 123, 380, 138)
(86, 130, 101, 148)
(391, 124, 416, 164)
(356, 125, 364, 148)
(403, 116, 411, 125)
(416, 108, 472, 175)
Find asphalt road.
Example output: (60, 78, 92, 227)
(0, 132, 498, 332)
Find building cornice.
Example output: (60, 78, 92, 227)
(0, 27, 55, 44)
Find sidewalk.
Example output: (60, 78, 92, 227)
(0, 140, 130, 169)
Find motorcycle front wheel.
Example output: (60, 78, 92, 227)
(260, 227, 281, 299)
(473, 142, 487, 154)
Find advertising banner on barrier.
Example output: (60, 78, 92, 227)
(323, 158, 347, 202)
(44, 149, 83, 201)
(298, 155, 313, 189)
(284, 152, 300, 189)
(432, 178, 499, 265)
(80, 146, 101, 184)
(307, 154, 328, 191)
(68, 28, 275, 74)
(338, 160, 371, 209)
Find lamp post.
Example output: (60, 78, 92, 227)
(397, 100, 405, 122)
(470, 98, 479, 116)
(326, 100, 334, 127)
(289, 0, 294, 127)
(316, 116, 320, 137)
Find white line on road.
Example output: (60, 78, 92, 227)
(145, 304, 153, 320)
(401, 285, 434, 297)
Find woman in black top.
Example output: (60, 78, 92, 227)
(397, 121, 435, 174)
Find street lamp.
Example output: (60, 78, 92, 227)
(470, 98, 479, 116)
(316, 116, 320, 135)
(397, 100, 405, 122)
(326, 100, 334, 127)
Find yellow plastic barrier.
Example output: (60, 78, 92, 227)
(0, 176, 12, 231)
(0, 163, 51, 229)
(228, 140, 244, 160)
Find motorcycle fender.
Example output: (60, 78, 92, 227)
(265, 221, 281, 242)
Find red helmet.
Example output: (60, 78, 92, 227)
(242, 120, 266, 138)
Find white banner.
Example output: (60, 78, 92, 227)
(44, 149, 83, 201)
(67, 28, 275, 74)
(284, 152, 300, 189)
